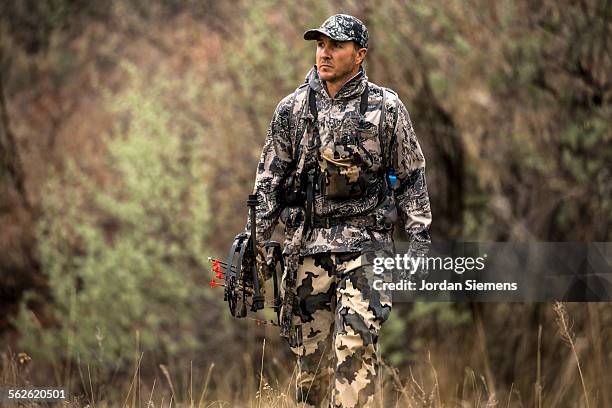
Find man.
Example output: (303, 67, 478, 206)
(249, 14, 431, 408)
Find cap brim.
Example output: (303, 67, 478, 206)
(304, 28, 350, 42)
(303, 28, 330, 41)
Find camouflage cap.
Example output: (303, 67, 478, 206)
(304, 14, 368, 49)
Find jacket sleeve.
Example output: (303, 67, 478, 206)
(248, 95, 295, 244)
(389, 98, 432, 243)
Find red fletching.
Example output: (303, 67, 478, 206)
(212, 266, 224, 280)
(213, 259, 220, 267)
(210, 279, 223, 288)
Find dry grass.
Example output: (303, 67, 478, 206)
(553, 302, 590, 408)
(1, 303, 610, 408)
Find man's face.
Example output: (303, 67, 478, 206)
(316, 35, 366, 84)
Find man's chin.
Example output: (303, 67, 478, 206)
(318, 72, 335, 81)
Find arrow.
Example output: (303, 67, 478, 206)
(209, 279, 225, 288)
(208, 257, 237, 274)
(212, 266, 225, 280)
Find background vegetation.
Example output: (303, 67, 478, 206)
(0, 0, 610, 406)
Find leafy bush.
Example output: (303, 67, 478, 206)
(15, 64, 210, 377)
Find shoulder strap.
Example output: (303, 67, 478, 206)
(308, 87, 317, 119)
(379, 88, 387, 171)
(359, 85, 369, 118)
(308, 88, 320, 149)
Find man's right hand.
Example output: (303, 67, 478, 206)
(256, 245, 274, 282)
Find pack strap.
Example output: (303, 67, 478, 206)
(312, 214, 378, 228)
(359, 85, 369, 120)
(379, 89, 388, 171)
(308, 87, 318, 121)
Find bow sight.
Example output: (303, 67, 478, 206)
(208, 195, 283, 326)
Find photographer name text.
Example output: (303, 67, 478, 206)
(372, 279, 518, 291)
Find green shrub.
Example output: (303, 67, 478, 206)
(15, 65, 210, 378)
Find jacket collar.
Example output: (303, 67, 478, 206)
(306, 65, 368, 100)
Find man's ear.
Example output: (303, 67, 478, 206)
(356, 48, 367, 65)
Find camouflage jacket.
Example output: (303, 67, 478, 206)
(251, 66, 431, 257)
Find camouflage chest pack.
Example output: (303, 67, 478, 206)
(287, 83, 392, 205)
(314, 85, 384, 199)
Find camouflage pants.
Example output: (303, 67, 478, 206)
(283, 252, 392, 408)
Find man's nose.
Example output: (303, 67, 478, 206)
(319, 45, 331, 59)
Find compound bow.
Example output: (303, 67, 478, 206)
(208, 195, 283, 326)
